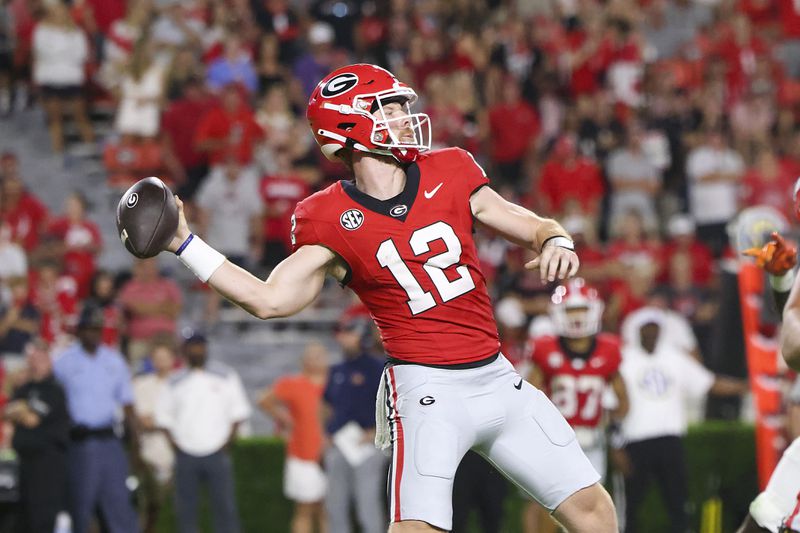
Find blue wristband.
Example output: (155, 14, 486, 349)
(175, 233, 194, 256)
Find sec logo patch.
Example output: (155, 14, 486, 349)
(340, 209, 364, 230)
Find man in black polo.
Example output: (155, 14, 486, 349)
(5, 338, 70, 533)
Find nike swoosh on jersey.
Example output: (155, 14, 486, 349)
(514, 378, 523, 390)
(424, 182, 443, 199)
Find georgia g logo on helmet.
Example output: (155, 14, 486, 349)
(320, 73, 359, 98)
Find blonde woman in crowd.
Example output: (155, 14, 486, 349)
(101, 0, 154, 90)
(114, 35, 167, 138)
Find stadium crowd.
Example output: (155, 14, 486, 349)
(1, 0, 800, 531)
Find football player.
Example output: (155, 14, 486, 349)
(164, 64, 616, 532)
(525, 278, 629, 533)
(738, 226, 800, 533)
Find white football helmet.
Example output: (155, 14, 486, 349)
(548, 278, 604, 339)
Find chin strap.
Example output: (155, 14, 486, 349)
(390, 147, 419, 163)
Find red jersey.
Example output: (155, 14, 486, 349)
(537, 157, 605, 215)
(531, 334, 622, 428)
(29, 273, 78, 344)
(487, 100, 540, 163)
(46, 218, 102, 298)
(259, 173, 309, 246)
(193, 106, 265, 165)
(2, 193, 48, 252)
(292, 148, 499, 365)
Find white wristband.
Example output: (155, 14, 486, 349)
(769, 270, 795, 293)
(542, 236, 575, 251)
(177, 235, 226, 283)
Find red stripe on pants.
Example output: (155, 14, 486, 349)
(389, 367, 404, 522)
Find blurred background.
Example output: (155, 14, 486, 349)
(0, 0, 798, 532)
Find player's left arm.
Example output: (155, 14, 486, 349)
(470, 186, 579, 282)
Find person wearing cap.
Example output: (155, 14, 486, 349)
(616, 309, 747, 533)
(52, 304, 139, 533)
(155, 334, 251, 533)
(293, 22, 337, 99)
(322, 311, 386, 533)
(5, 338, 70, 533)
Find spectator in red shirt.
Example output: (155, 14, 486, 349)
(259, 150, 310, 268)
(661, 214, 715, 289)
(28, 261, 78, 346)
(607, 208, 664, 295)
(117, 259, 182, 369)
(1, 173, 48, 253)
(161, 78, 216, 199)
(194, 83, 265, 167)
(536, 134, 605, 222)
(486, 78, 540, 190)
(565, 15, 615, 97)
(740, 146, 796, 221)
(715, 14, 770, 98)
(42, 192, 102, 299)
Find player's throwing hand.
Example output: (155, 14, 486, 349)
(525, 243, 580, 283)
(166, 196, 192, 254)
(743, 231, 798, 276)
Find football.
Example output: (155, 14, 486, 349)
(116, 177, 179, 258)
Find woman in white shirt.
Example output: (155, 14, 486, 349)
(114, 37, 166, 138)
(32, 0, 94, 153)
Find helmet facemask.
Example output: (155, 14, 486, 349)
(366, 92, 431, 161)
(549, 280, 604, 338)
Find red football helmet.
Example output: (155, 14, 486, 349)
(307, 64, 431, 163)
(548, 278, 604, 339)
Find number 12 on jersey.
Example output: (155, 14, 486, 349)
(376, 221, 476, 315)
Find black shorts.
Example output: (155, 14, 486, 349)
(39, 84, 84, 100)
